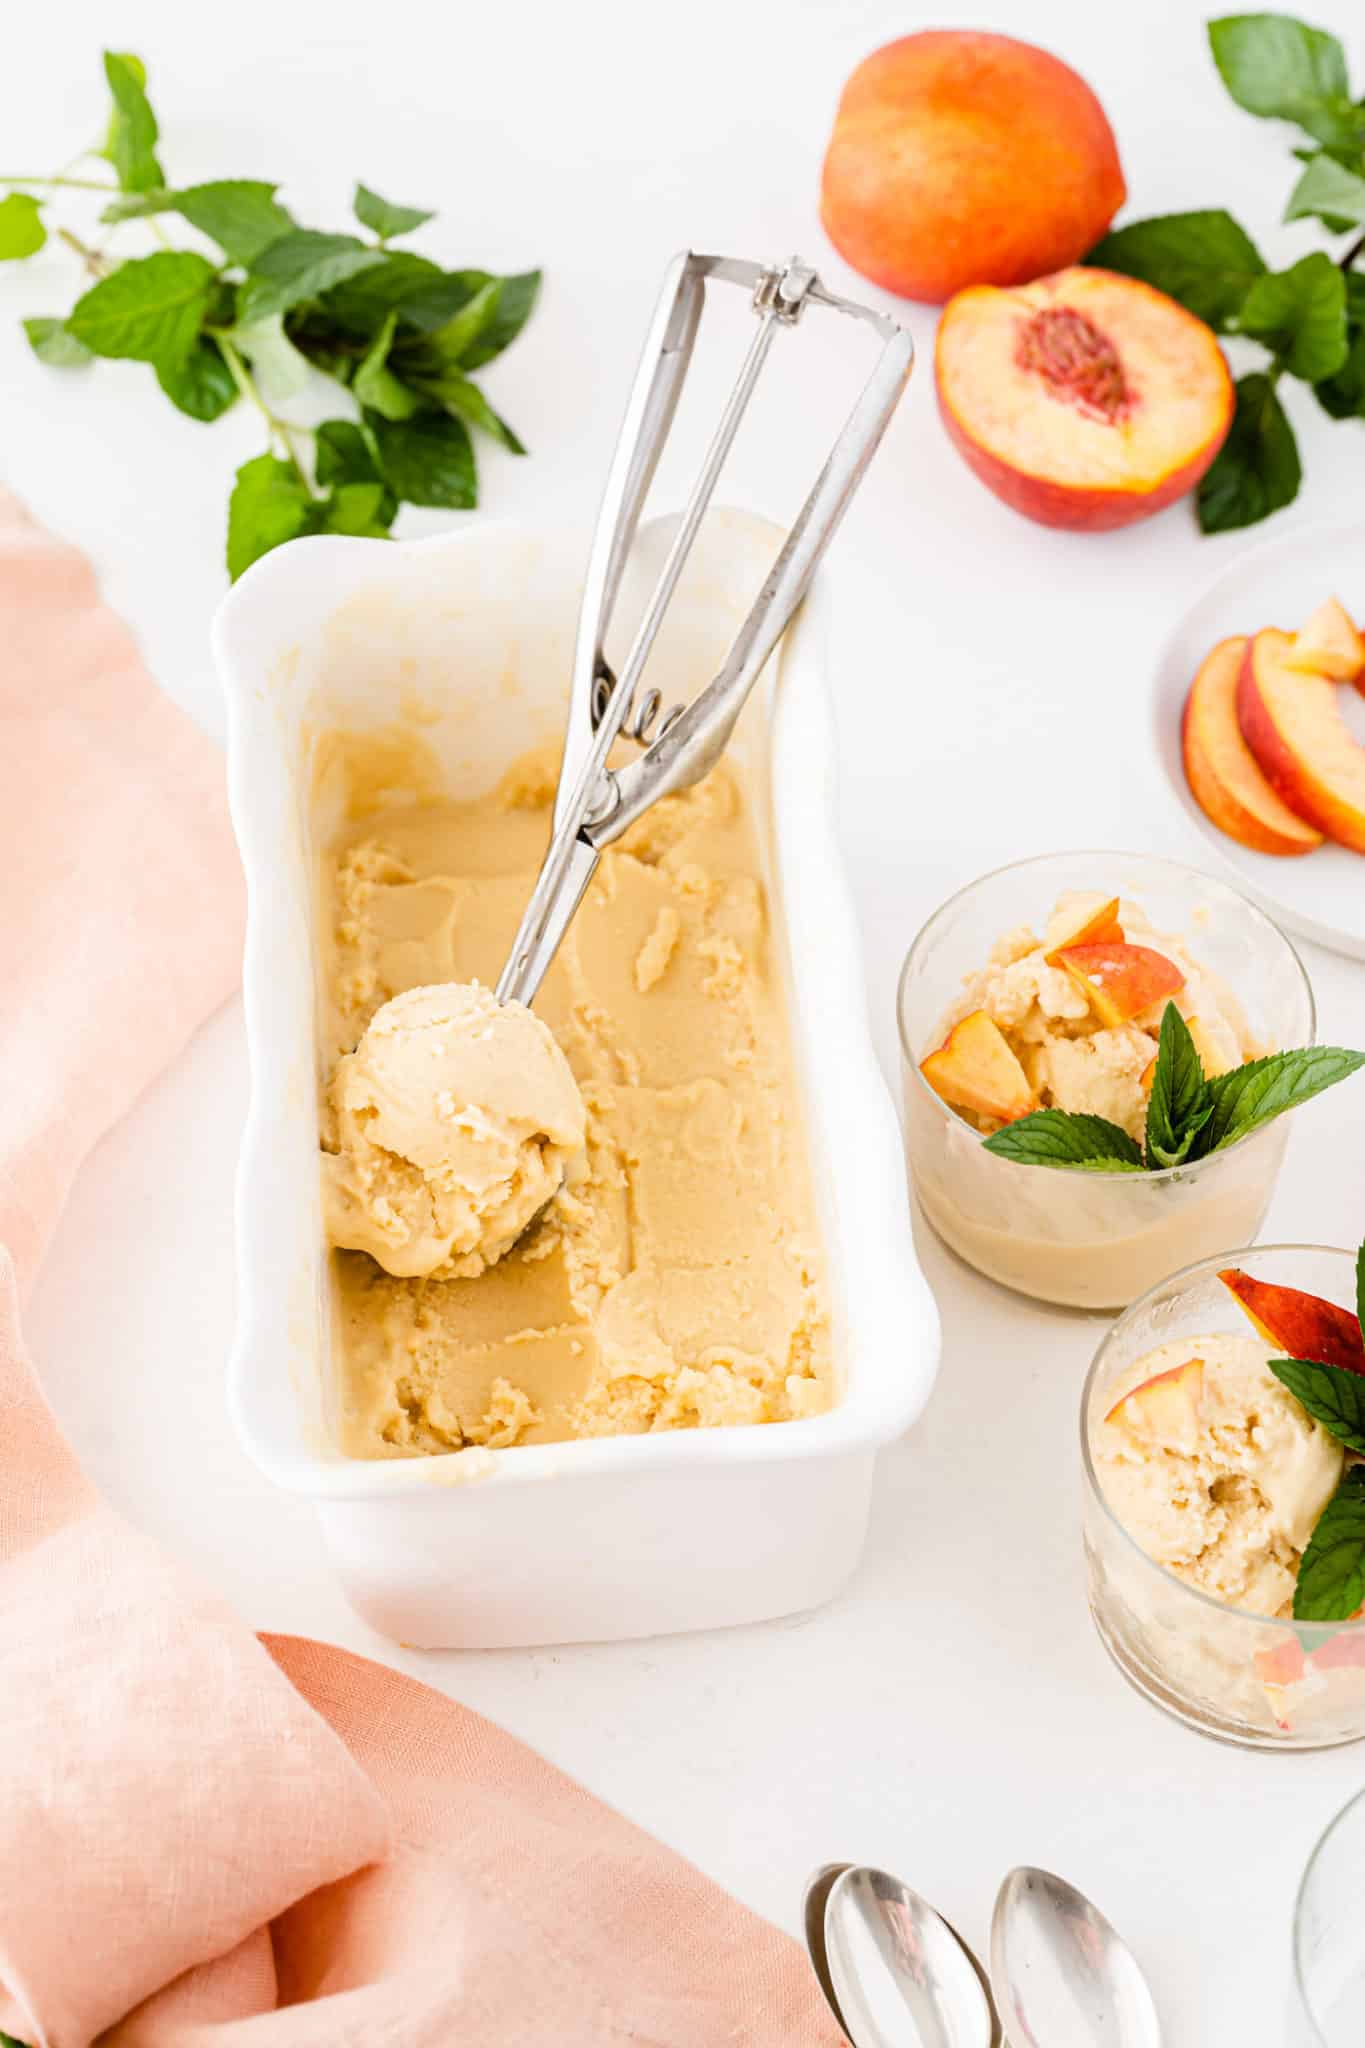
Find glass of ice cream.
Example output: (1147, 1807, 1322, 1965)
(1083, 1245, 1365, 1750)
(1293, 1785, 1365, 2043)
(897, 851, 1314, 1310)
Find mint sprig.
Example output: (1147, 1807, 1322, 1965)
(981, 1000, 1363, 1176)
(1295, 1468, 1365, 1622)
(1271, 1357, 1365, 1454)
(1, 51, 540, 578)
(982, 1110, 1145, 1172)
(1087, 12, 1365, 532)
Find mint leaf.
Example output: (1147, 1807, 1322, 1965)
(368, 407, 476, 507)
(1196, 371, 1301, 533)
(155, 336, 236, 421)
(414, 368, 527, 452)
(317, 480, 395, 537)
(226, 453, 315, 581)
(230, 314, 313, 403)
(102, 51, 163, 193)
(0, 192, 46, 261)
(1198, 1045, 1365, 1152)
(23, 317, 92, 367)
(239, 232, 385, 324)
(458, 268, 541, 368)
(414, 278, 503, 367)
(981, 1110, 1145, 1172)
(1237, 252, 1348, 381)
(1209, 14, 1360, 149)
(353, 183, 435, 241)
(318, 250, 449, 333)
(68, 251, 217, 367)
(1144, 1003, 1213, 1168)
(316, 419, 377, 485)
(1285, 153, 1365, 230)
(1295, 1469, 1365, 1622)
(1087, 210, 1265, 332)
(1315, 312, 1365, 419)
(353, 311, 421, 420)
(1272, 1358, 1365, 1454)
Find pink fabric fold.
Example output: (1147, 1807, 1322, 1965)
(0, 492, 840, 2048)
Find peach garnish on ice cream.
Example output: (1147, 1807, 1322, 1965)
(1218, 1268, 1365, 1376)
(1184, 1015, 1236, 1080)
(1054, 940, 1185, 1029)
(1043, 896, 1122, 965)
(1104, 1357, 1204, 1447)
(919, 1008, 1037, 1124)
(1237, 629, 1365, 853)
(819, 31, 1124, 304)
(934, 267, 1233, 531)
(1181, 637, 1323, 858)
(1284, 597, 1364, 687)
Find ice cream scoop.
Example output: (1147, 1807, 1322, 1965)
(323, 981, 586, 1279)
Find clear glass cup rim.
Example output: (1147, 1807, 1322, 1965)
(1081, 1241, 1364, 1634)
(1293, 1781, 1365, 2039)
(896, 846, 1317, 1187)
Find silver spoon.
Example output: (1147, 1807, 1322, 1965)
(991, 1867, 1163, 2047)
(803, 1861, 854, 2036)
(819, 1864, 999, 2046)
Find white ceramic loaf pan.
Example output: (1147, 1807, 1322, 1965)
(215, 508, 939, 1648)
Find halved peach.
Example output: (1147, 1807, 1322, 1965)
(1043, 896, 1123, 965)
(1181, 637, 1323, 857)
(934, 267, 1234, 531)
(1218, 1269, 1365, 1375)
(920, 1009, 1037, 1123)
(1105, 1357, 1203, 1445)
(1238, 629, 1365, 854)
(1285, 598, 1364, 685)
(1055, 941, 1185, 1027)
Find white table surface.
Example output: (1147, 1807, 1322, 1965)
(6, 1, 1365, 2037)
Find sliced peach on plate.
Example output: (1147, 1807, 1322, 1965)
(1055, 940, 1185, 1027)
(1181, 637, 1323, 857)
(1218, 1269, 1365, 1375)
(1284, 597, 1364, 685)
(1238, 629, 1365, 854)
(1104, 1357, 1203, 1446)
(934, 267, 1234, 531)
(1043, 895, 1123, 965)
(920, 1009, 1037, 1123)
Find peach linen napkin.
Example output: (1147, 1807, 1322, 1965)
(0, 491, 841, 2048)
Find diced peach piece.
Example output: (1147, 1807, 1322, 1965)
(1218, 1269, 1365, 1376)
(1043, 896, 1123, 966)
(1104, 1357, 1203, 1445)
(1238, 629, 1365, 854)
(920, 1009, 1038, 1124)
(1255, 1638, 1307, 1689)
(1139, 1054, 1157, 1097)
(1056, 941, 1185, 1028)
(1185, 1015, 1235, 1080)
(1181, 637, 1323, 857)
(1285, 598, 1364, 684)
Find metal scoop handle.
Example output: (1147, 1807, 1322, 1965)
(496, 252, 913, 1009)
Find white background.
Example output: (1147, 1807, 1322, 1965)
(6, 1, 1365, 2038)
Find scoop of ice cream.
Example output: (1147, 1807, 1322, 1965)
(323, 981, 586, 1279)
(1095, 1335, 1344, 1615)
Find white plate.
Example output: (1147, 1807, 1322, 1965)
(1152, 516, 1365, 962)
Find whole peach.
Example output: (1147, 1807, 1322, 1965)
(820, 30, 1125, 304)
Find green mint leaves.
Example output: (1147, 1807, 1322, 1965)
(3, 52, 540, 578)
(1086, 14, 1365, 533)
(981, 1002, 1363, 1176)
(981, 1111, 1145, 1172)
(1295, 1469, 1365, 1622)
(1271, 1358, 1365, 1456)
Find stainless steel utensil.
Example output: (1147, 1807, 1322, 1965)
(991, 1866, 1163, 2047)
(804, 1861, 854, 2037)
(495, 249, 913, 1007)
(819, 1864, 998, 2047)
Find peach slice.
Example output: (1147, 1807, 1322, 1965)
(1043, 896, 1123, 965)
(1238, 630, 1365, 854)
(1055, 941, 1185, 1028)
(1139, 1053, 1157, 1097)
(1218, 1269, 1365, 1376)
(934, 267, 1234, 531)
(1285, 598, 1364, 685)
(1104, 1357, 1203, 1444)
(920, 1009, 1037, 1123)
(1184, 1015, 1236, 1081)
(1181, 637, 1323, 857)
